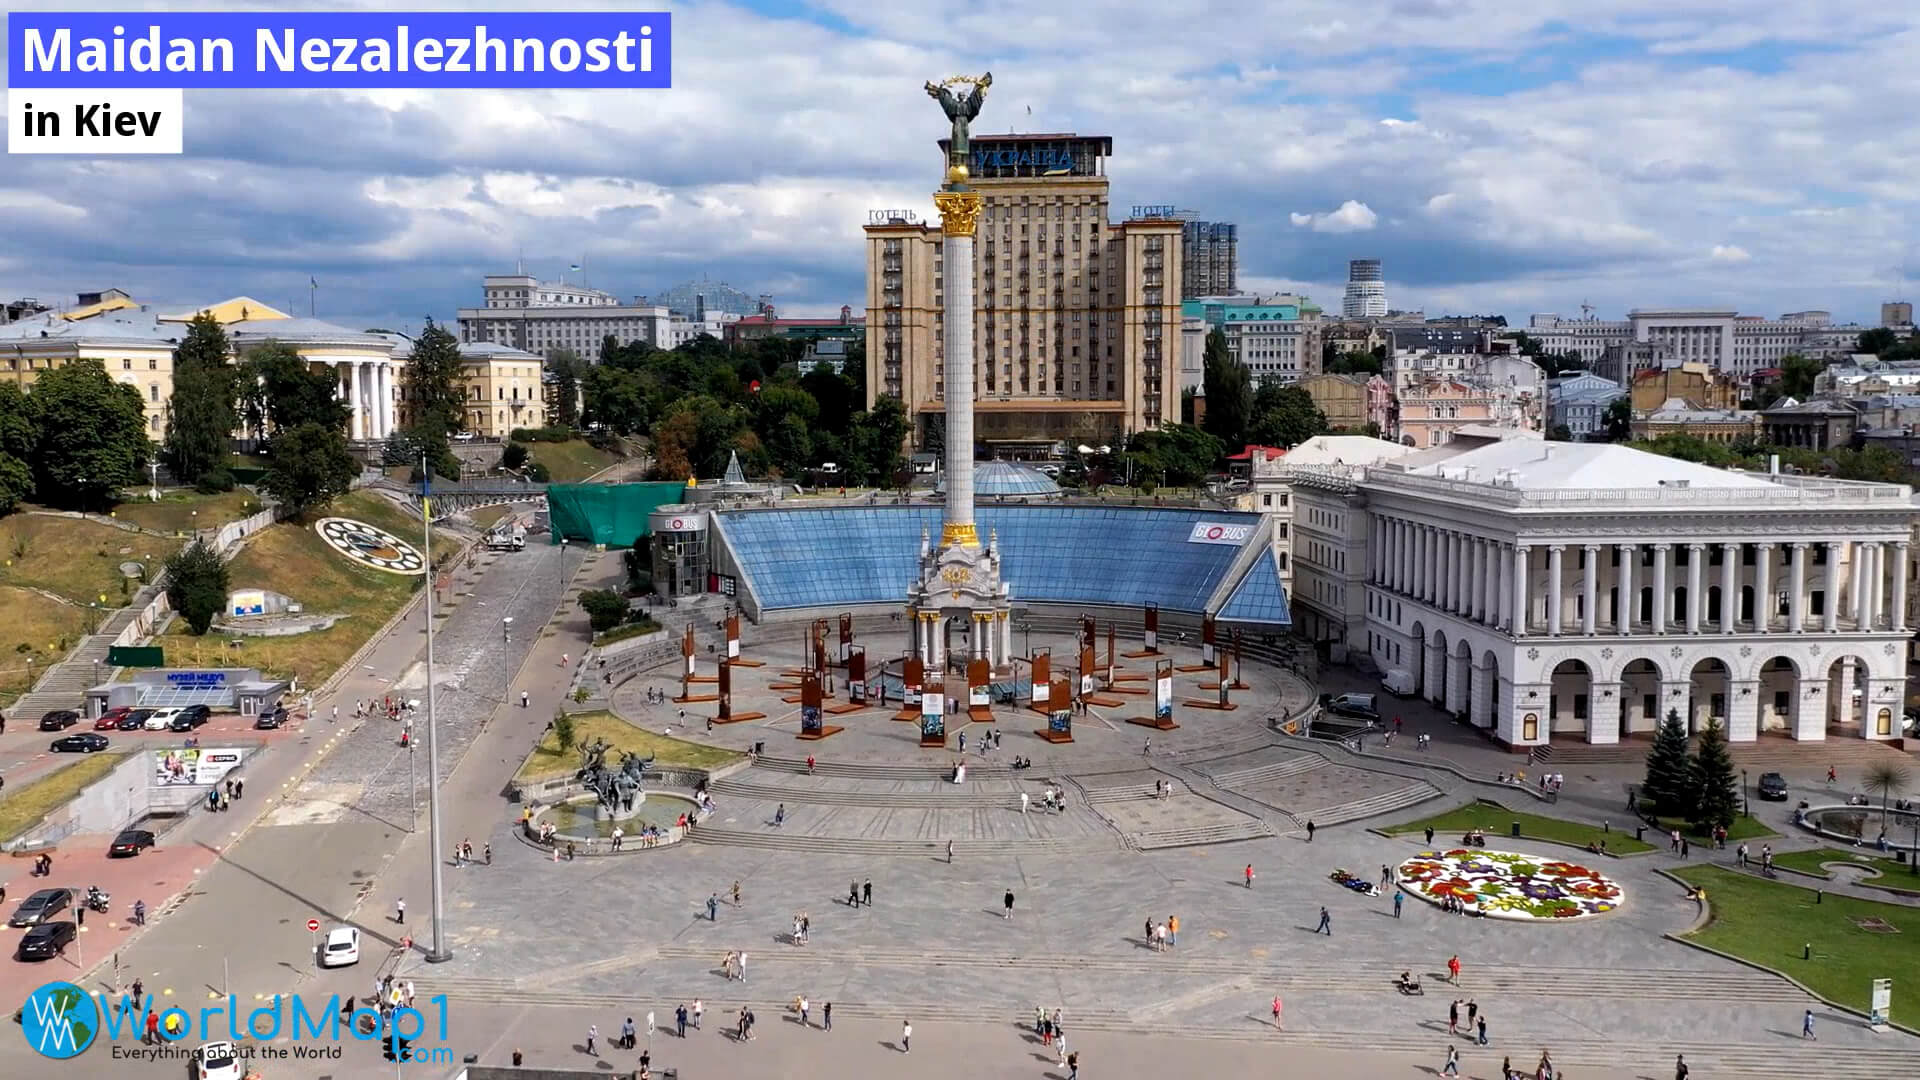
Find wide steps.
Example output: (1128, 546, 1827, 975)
(1206, 756, 1325, 787)
(1082, 779, 1189, 803)
(1304, 781, 1445, 827)
(753, 754, 1015, 781)
(1127, 820, 1272, 849)
(709, 775, 1030, 810)
(686, 825, 1113, 857)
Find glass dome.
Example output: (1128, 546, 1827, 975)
(935, 461, 1062, 498)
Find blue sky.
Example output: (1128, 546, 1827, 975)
(0, 0, 1915, 331)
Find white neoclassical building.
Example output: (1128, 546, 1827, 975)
(227, 316, 398, 442)
(1359, 440, 1915, 747)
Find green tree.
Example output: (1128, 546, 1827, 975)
(500, 441, 529, 470)
(0, 382, 35, 512)
(163, 538, 229, 635)
(241, 342, 349, 438)
(846, 396, 909, 486)
(1687, 717, 1739, 833)
(1548, 424, 1574, 441)
(1858, 327, 1898, 356)
(1247, 383, 1328, 448)
(578, 588, 630, 632)
(1777, 354, 1822, 400)
(260, 422, 358, 517)
(163, 312, 238, 486)
(580, 364, 650, 435)
(1642, 708, 1694, 819)
(1126, 424, 1224, 488)
(28, 360, 149, 510)
(625, 535, 653, 593)
(1862, 761, 1911, 841)
(1326, 351, 1383, 376)
(551, 711, 576, 754)
(547, 350, 582, 428)
(1201, 329, 1251, 450)
(1601, 396, 1632, 442)
(403, 318, 467, 441)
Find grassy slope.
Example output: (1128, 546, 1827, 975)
(0, 752, 127, 843)
(516, 709, 741, 783)
(109, 490, 265, 536)
(527, 440, 618, 483)
(0, 514, 178, 606)
(1381, 801, 1657, 854)
(0, 586, 95, 707)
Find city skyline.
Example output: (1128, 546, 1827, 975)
(1, 2, 1916, 332)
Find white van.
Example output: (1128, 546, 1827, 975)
(1382, 670, 1417, 697)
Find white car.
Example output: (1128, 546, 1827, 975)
(193, 1041, 243, 1080)
(143, 708, 182, 731)
(319, 925, 360, 968)
(452, 431, 475, 442)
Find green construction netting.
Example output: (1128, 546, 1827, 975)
(546, 483, 689, 547)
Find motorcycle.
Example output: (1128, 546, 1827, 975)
(85, 886, 110, 914)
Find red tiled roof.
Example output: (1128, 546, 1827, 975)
(1228, 445, 1287, 461)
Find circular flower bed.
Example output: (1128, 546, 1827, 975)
(1396, 849, 1623, 921)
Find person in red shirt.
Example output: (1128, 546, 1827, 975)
(1448, 955, 1462, 984)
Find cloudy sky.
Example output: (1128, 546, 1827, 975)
(3, 1, 1918, 334)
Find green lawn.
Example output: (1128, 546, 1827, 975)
(109, 490, 265, 536)
(1671, 865, 1920, 1013)
(1644, 811, 1778, 843)
(1380, 800, 1656, 854)
(0, 586, 97, 708)
(203, 491, 432, 689)
(1771, 846, 1919, 885)
(0, 513, 179, 606)
(0, 752, 127, 844)
(516, 709, 741, 784)
(527, 439, 619, 483)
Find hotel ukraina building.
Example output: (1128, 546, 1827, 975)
(864, 134, 1184, 454)
(1285, 435, 1915, 748)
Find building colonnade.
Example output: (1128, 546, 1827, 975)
(333, 359, 397, 442)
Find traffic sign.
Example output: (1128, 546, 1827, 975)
(306, 919, 320, 933)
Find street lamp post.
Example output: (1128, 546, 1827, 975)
(419, 453, 451, 963)
(1742, 769, 1750, 819)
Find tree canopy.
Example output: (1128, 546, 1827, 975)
(0, 383, 35, 513)
(1247, 383, 1328, 448)
(163, 313, 238, 486)
(261, 421, 359, 517)
(242, 342, 350, 439)
(1200, 329, 1250, 451)
(163, 538, 229, 636)
(27, 360, 149, 509)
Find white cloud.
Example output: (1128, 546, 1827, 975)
(1290, 200, 1379, 233)
(1710, 244, 1752, 263)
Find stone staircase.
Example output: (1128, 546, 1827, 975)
(1080, 777, 1190, 803)
(751, 754, 1017, 781)
(1199, 755, 1325, 788)
(708, 773, 1033, 810)
(1126, 819, 1274, 849)
(10, 582, 163, 718)
(1303, 780, 1446, 827)
(685, 824, 1119, 858)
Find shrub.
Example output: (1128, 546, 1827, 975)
(163, 539, 229, 635)
(551, 711, 576, 753)
(578, 588, 629, 632)
(194, 467, 236, 494)
(500, 442, 530, 470)
(509, 426, 573, 443)
(527, 462, 552, 483)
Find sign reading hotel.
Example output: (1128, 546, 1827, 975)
(1187, 521, 1253, 545)
(868, 209, 921, 225)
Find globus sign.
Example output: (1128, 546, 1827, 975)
(1187, 521, 1253, 545)
(18, 981, 454, 1064)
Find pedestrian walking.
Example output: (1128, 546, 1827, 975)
(395, 897, 406, 924)
(863, 879, 872, 906)
(1004, 889, 1015, 918)
(823, 1001, 831, 1031)
(1467, 999, 1478, 1025)
(1448, 954, 1461, 984)
(1442, 1044, 1460, 1076)
(1020, 791, 1029, 814)
(1168, 913, 1178, 948)
(708, 893, 719, 921)
(901, 1019, 911, 1053)
(1802, 1008, 1815, 1039)
(521, 691, 529, 708)
(1477, 1015, 1488, 1046)
(331, 705, 338, 723)
(947, 839, 955, 862)
(1449, 999, 1460, 1035)
(732, 880, 741, 906)
(1315, 906, 1331, 935)
(561, 653, 570, 667)
(1067, 1050, 1080, 1079)
(586, 1024, 598, 1057)
(676, 1004, 687, 1038)
(1245, 863, 1255, 888)
(1675, 1052, 1689, 1079)
(849, 880, 860, 908)
(1306, 819, 1316, 842)
(737, 950, 748, 983)
(1271, 995, 1283, 1030)
(774, 803, 785, 827)
(1425, 826, 1435, 845)
(799, 995, 810, 1027)
(1394, 889, 1404, 917)
(483, 842, 491, 865)
(621, 1017, 636, 1050)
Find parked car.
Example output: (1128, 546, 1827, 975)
(94, 707, 133, 731)
(8, 888, 73, 928)
(1381, 669, 1417, 696)
(168, 709, 208, 732)
(51, 733, 110, 753)
(319, 926, 361, 968)
(144, 708, 182, 731)
(14, 921, 76, 961)
(254, 708, 287, 730)
(1322, 692, 1380, 722)
(118, 708, 155, 731)
(37, 710, 79, 731)
(109, 828, 156, 857)
(192, 1041, 243, 1080)
(178, 704, 212, 725)
(1757, 772, 1789, 801)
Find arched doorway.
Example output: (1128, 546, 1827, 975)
(1689, 658, 1731, 734)
(1447, 638, 1472, 717)
(1757, 656, 1799, 734)
(1620, 658, 1664, 736)
(1476, 650, 1501, 729)
(1827, 654, 1870, 733)
(1428, 629, 1449, 706)
(1407, 620, 1426, 693)
(1549, 659, 1592, 737)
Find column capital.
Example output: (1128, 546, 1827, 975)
(1790, 541, 1809, 550)
(1548, 544, 1565, 553)
(1582, 543, 1600, 552)
(1686, 541, 1705, 551)
(1899, 541, 1912, 551)
(1653, 543, 1672, 552)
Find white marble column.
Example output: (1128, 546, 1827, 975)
(1547, 546, 1564, 636)
(1893, 542, 1910, 632)
(1583, 545, 1598, 635)
(1511, 545, 1529, 634)
(1869, 543, 1885, 630)
(1685, 543, 1703, 633)
(1824, 542, 1840, 632)
(1470, 539, 1486, 623)
(1425, 527, 1439, 604)
(1371, 516, 1384, 583)
(1449, 532, 1463, 612)
(1789, 543, 1807, 632)
(1411, 526, 1424, 599)
(1754, 543, 1772, 633)
(1618, 544, 1635, 635)
(1720, 543, 1737, 634)
(1652, 544, 1670, 634)
(1851, 541, 1868, 628)
(941, 228, 978, 546)
(377, 363, 394, 439)
(1396, 521, 1410, 592)
(1496, 543, 1512, 631)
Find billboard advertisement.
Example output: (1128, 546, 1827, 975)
(1156, 673, 1173, 723)
(154, 747, 244, 787)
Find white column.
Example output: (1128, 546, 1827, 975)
(1547, 546, 1564, 636)
(1001, 613, 1012, 667)
(1396, 521, 1409, 592)
(1720, 543, 1737, 634)
(1410, 526, 1423, 599)
(1754, 543, 1772, 633)
(1685, 543, 1703, 633)
(1652, 544, 1670, 634)
(1789, 543, 1807, 632)
(1510, 545, 1528, 634)
(1370, 515, 1384, 583)
(378, 363, 394, 438)
(1870, 543, 1885, 630)
(1582, 545, 1598, 635)
(1825, 542, 1840, 631)
(337, 363, 353, 437)
(1447, 532, 1462, 612)
(1894, 542, 1910, 632)
(941, 231, 977, 544)
(1851, 541, 1868, 628)
(1427, 527, 1440, 604)
(1618, 544, 1635, 635)
(1495, 543, 1511, 631)
(1470, 539, 1486, 623)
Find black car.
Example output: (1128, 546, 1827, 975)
(37, 710, 79, 731)
(1757, 772, 1789, 801)
(118, 708, 155, 731)
(8, 888, 72, 928)
(179, 704, 212, 725)
(51, 733, 110, 753)
(109, 828, 156, 857)
(15, 921, 76, 961)
(253, 708, 286, 730)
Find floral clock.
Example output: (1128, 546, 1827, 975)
(1396, 849, 1624, 921)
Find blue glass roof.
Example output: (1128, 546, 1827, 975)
(717, 505, 1258, 612)
(934, 461, 1062, 498)
(1217, 549, 1292, 627)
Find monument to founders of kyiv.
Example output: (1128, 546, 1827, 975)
(908, 73, 1016, 704)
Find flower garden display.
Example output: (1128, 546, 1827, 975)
(1396, 849, 1623, 921)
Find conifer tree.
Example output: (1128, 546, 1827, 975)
(1642, 707, 1693, 818)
